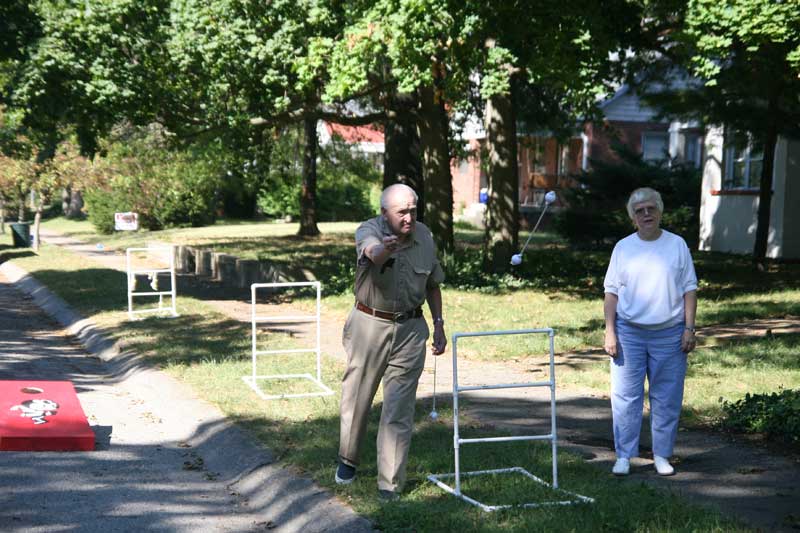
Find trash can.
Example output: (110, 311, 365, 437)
(10, 222, 31, 248)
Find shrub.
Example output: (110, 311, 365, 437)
(554, 144, 701, 249)
(720, 389, 800, 444)
(84, 128, 222, 234)
(441, 246, 607, 294)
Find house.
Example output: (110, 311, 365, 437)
(699, 128, 800, 259)
(452, 85, 702, 224)
(317, 121, 384, 172)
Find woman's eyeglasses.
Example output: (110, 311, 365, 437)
(634, 205, 658, 217)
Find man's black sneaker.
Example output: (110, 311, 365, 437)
(335, 462, 356, 485)
(378, 489, 399, 502)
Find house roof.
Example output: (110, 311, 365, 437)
(325, 123, 384, 144)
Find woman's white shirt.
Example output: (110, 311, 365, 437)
(604, 230, 697, 329)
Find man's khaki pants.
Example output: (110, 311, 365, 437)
(339, 309, 429, 492)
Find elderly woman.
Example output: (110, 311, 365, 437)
(603, 187, 698, 476)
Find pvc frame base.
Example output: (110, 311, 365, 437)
(241, 374, 334, 400)
(427, 467, 594, 512)
(128, 309, 180, 320)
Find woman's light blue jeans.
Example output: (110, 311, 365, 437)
(610, 319, 687, 459)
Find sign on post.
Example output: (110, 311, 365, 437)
(115, 212, 139, 231)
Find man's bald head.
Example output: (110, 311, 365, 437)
(380, 184, 418, 237)
(380, 184, 418, 210)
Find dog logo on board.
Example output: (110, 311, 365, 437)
(10, 399, 60, 425)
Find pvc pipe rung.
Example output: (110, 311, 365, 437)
(130, 291, 174, 296)
(453, 328, 553, 340)
(459, 434, 553, 445)
(458, 381, 552, 392)
(251, 282, 320, 289)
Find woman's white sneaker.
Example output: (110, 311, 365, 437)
(612, 458, 630, 476)
(654, 455, 675, 476)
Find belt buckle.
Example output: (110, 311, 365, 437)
(394, 311, 408, 323)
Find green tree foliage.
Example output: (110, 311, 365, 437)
(555, 145, 702, 248)
(7, 0, 171, 156)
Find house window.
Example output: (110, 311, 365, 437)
(683, 133, 702, 168)
(642, 132, 669, 162)
(557, 144, 569, 176)
(528, 138, 546, 174)
(724, 132, 762, 189)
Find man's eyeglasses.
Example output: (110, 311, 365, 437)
(633, 205, 659, 217)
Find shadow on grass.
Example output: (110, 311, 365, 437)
(691, 332, 800, 372)
(701, 301, 800, 325)
(0, 245, 37, 263)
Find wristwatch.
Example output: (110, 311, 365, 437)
(433, 317, 445, 325)
(685, 326, 696, 333)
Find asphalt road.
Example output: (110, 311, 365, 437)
(0, 268, 373, 533)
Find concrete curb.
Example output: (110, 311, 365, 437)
(1, 261, 120, 362)
(0, 259, 375, 532)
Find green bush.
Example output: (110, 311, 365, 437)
(555, 144, 701, 248)
(441, 246, 607, 294)
(720, 389, 800, 444)
(85, 128, 222, 234)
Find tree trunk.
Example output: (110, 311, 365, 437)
(298, 115, 321, 236)
(416, 84, 453, 254)
(483, 90, 519, 273)
(62, 187, 85, 218)
(0, 197, 5, 234)
(62, 186, 71, 215)
(33, 204, 42, 252)
(69, 190, 84, 218)
(18, 191, 26, 222)
(384, 92, 425, 221)
(752, 123, 778, 268)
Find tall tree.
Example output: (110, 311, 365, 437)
(475, 1, 643, 269)
(323, 0, 481, 253)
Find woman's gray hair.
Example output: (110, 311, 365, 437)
(626, 187, 664, 219)
(381, 183, 418, 209)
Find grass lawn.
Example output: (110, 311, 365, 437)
(31, 217, 800, 424)
(0, 240, 758, 531)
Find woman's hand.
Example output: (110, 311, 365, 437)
(604, 329, 619, 358)
(681, 329, 696, 353)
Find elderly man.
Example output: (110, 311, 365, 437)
(335, 183, 447, 501)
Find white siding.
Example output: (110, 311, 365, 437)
(601, 92, 660, 123)
(699, 128, 799, 258)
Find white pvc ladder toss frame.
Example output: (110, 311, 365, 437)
(126, 246, 178, 320)
(427, 328, 594, 512)
(242, 282, 335, 400)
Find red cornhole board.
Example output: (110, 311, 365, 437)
(0, 380, 95, 451)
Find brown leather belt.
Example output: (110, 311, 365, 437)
(355, 301, 423, 323)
